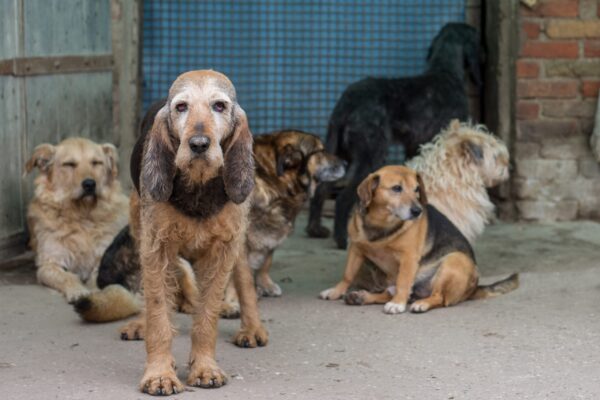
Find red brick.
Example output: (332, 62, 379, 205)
(520, 41, 579, 59)
(584, 40, 600, 57)
(582, 80, 600, 97)
(517, 102, 540, 120)
(518, 80, 579, 99)
(522, 22, 541, 39)
(521, 0, 579, 17)
(517, 120, 579, 141)
(517, 61, 540, 78)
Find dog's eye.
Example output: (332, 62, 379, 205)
(175, 102, 188, 113)
(92, 160, 103, 166)
(415, 186, 419, 193)
(391, 185, 403, 193)
(62, 161, 77, 168)
(212, 101, 225, 113)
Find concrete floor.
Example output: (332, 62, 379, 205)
(1, 214, 600, 399)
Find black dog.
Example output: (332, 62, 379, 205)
(306, 23, 483, 249)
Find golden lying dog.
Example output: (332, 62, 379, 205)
(25, 137, 128, 303)
(320, 165, 518, 313)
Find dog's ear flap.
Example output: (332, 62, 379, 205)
(416, 173, 428, 205)
(276, 144, 303, 176)
(462, 140, 484, 164)
(223, 105, 255, 204)
(101, 143, 119, 180)
(357, 173, 379, 215)
(24, 143, 55, 175)
(141, 107, 176, 202)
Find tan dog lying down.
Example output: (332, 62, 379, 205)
(25, 138, 128, 302)
(320, 165, 518, 313)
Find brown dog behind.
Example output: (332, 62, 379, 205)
(320, 165, 518, 313)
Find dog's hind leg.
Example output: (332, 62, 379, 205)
(255, 251, 281, 297)
(36, 263, 90, 303)
(344, 290, 392, 306)
(233, 250, 269, 348)
(306, 181, 333, 238)
(220, 278, 240, 319)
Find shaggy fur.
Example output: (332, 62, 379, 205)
(124, 70, 266, 396)
(407, 120, 510, 243)
(25, 137, 128, 303)
(307, 23, 483, 249)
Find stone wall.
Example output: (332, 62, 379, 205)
(515, 0, 600, 220)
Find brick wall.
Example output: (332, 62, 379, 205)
(515, 0, 600, 221)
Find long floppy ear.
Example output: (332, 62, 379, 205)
(140, 107, 176, 202)
(276, 144, 303, 176)
(24, 143, 55, 175)
(101, 143, 119, 180)
(356, 173, 379, 215)
(223, 105, 255, 204)
(462, 140, 484, 164)
(416, 173, 428, 205)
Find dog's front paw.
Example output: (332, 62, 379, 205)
(140, 365, 184, 396)
(187, 359, 228, 389)
(65, 287, 91, 304)
(383, 301, 407, 314)
(233, 324, 269, 348)
(319, 287, 344, 300)
(410, 300, 431, 313)
(120, 319, 145, 340)
(344, 290, 367, 305)
(306, 223, 330, 238)
(256, 281, 282, 297)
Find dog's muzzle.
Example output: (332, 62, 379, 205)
(81, 179, 97, 196)
(313, 157, 346, 183)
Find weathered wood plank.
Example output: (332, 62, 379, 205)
(0, 0, 20, 60)
(0, 54, 113, 76)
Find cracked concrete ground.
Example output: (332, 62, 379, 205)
(1, 213, 599, 399)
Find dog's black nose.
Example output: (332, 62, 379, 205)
(81, 179, 96, 193)
(410, 206, 422, 218)
(189, 135, 210, 154)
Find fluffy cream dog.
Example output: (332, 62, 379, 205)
(407, 120, 510, 243)
(25, 137, 128, 302)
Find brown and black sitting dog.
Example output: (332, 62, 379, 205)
(320, 165, 518, 314)
(125, 70, 266, 395)
(75, 130, 345, 320)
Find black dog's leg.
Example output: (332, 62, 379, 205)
(306, 181, 333, 238)
(333, 183, 357, 249)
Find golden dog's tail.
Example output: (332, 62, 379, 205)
(73, 284, 140, 322)
(469, 273, 519, 300)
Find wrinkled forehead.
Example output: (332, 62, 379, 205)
(168, 72, 237, 104)
(56, 139, 101, 160)
(379, 167, 418, 187)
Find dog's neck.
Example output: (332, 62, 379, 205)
(359, 209, 406, 242)
(168, 172, 230, 219)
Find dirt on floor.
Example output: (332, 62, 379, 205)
(1, 213, 599, 399)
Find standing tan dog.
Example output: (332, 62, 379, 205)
(26, 138, 128, 302)
(130, 70, 267, 396)
(320, 165, 518, 313)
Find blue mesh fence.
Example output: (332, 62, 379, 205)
(142, 0, 466, 159)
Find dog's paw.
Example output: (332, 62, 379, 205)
(140, 367, 184, 396)
(120, 319, 145, 340)
(256, 281, 282, 297)
(344, 290, 367, 305)
(178, 299, 195, 315)
(383, 301, 407, 314)
(319, 287, 343, 300)
(410, 300, 431, 313)
(220, 300, 241, 319)
(65, 287, 91, 304)
(187, 359, 228, 389)
(306, 224, 330, 238)
(233, 324, 269, 348)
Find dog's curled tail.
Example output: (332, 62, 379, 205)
(73, 284, 140, 322)
(469, 273, 519, 300)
